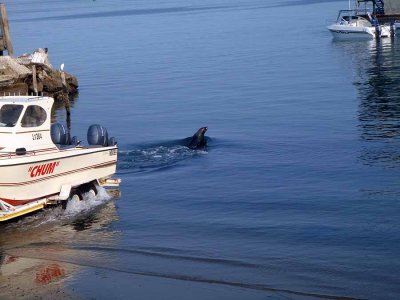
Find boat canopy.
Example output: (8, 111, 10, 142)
(0, 96, 51, 129)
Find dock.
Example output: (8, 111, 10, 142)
(357, 0, 400, 24)
(0, 4, 78, 100)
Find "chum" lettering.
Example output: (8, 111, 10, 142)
(28, 161, 60, 177)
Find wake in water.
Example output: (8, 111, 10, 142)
(64, 187, 111, 217)
(118, 138, 210, 174)
(1, 187, 114, 231)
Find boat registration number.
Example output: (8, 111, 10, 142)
(109, 149, 117, 156)
(32, 133, 42, 140)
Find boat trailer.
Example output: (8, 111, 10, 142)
(0, 178, 121, 222)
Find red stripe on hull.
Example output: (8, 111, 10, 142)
(1, 198, 36, 206)
(0, 192, 59, 205)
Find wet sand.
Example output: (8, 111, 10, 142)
(0, 254, 314, 300)
(0, 255, 81, 300)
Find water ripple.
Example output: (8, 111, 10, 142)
(12, 6, 232, 23)
(118, 142, 208, 174)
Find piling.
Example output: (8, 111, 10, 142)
(0, 3, 13, 56)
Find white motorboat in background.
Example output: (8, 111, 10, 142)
(328, 9, 392, 39)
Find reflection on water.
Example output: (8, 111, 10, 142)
(0, 190, 120, 297)
(357, 38, 400, 141)
(334, 38, 400, 168)
(51, 94, 79, 131)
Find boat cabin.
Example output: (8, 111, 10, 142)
(335, 9, 374, 25)
(0, 96, 54, 152)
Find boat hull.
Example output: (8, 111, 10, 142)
(0, 146, 118, 203)
(328, 24, 375, 39)
(328, 23, 392, 40)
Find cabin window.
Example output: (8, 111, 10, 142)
(21, 105, 47, 127)
(0, 104, 23, 127)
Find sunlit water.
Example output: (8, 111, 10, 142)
(1, 0, 400, 299)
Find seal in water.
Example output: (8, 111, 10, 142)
(188, 127, 208, 149)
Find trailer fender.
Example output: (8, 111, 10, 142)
(48, 185, 71, 201)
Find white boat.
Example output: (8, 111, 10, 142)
(0, 95, 120, 221)
(328, 9, 392, 39)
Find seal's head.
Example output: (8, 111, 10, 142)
(197, 127, 208, 137)
(188, 127, 209, 149)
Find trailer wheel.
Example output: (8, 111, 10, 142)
(69, 190, 83, 202)
(80, 183, 98, 198)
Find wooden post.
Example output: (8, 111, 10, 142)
(32, 65, 38, 95)
(0, 4, 13, 56)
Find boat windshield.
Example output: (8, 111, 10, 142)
(337, 9, 372, 23)
(0, 104, 24, 127)
(21, 105, 47, 127)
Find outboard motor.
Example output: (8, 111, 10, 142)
(51, 123, 69, 145)
(108, 136, 117, 146)
(71, 136, 80, 146)
(87, 124, 109, 146)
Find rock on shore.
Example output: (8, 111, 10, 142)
(0, 48, 78, 100)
